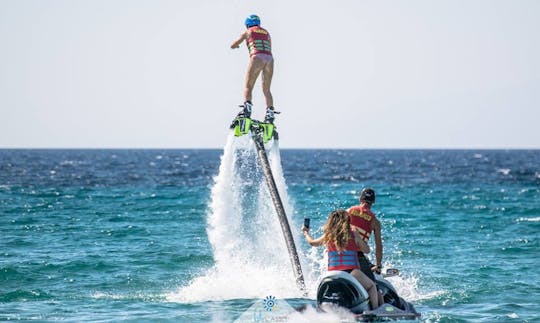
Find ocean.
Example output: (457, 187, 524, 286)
(1, 135, 539, 322)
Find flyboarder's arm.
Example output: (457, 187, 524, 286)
(302, 227, 324, 247)
(231, 31, 248, 49)
(372, 217, 383, 268)
(354, 231, 370, 254)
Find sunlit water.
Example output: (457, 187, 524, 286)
(1, 143, 538, 322)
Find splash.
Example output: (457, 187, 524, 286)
(167, 133, 434, 306)
(169, 134, 316, 302)
(384, 272, 444, 302)
(287, 304, 356, 323)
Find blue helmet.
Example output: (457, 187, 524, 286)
(245, 14, 260, 27)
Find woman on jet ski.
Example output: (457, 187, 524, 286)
(302, 209, 379, 310)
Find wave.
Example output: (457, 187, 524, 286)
(517, 217, 540, 222)
(0, 266, 25, 282)
(90, 291, 163, 302)
(0, 289, 54, 302)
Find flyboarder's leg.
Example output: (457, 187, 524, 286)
(235, 57, 264, 119)
(261, 58, 281, 123)
(243, 56, 265, 109)
(236, 54, 278, 123)
(261, 58, 274, 108)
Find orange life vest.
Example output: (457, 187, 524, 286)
(246, 26, 272, 56)
(327, 231, 360, 271)
(349, 205, 374, 242)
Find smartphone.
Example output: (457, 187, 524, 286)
(303, 218, 310, 229)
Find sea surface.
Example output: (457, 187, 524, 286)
(1, 138, 539, 322)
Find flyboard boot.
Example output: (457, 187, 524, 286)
(259, 106, 280, 142)
(264, 106, 280, 124)
(230, 101, 253, 136)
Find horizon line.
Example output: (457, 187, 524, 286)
(1, 147, 539, 150)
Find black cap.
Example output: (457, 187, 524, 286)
(360, 188, 376, 204)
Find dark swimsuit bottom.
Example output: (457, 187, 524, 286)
(357, 252, 376, 281)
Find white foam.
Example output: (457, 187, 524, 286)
(517, 217, 540, 222)
(168, 134, 313, 302)
(497, 168, 511, 176)
(287, 304, 355, 323)
(384, 273, 444, 302)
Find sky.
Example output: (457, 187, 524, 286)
(1, 0, 539, 149)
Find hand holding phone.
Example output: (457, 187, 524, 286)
(303, 218, 310, 230)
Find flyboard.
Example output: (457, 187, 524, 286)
(230, 116, 306, 294)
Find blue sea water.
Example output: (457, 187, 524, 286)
(1, 142, 539, 322)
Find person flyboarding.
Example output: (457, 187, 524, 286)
(230, 14, 279, 124)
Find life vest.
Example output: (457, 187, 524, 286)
(349, 205, 374, 242)
(327, 232, 359, 271)
(246, 26, 271, 56)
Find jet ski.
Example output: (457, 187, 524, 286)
(316, 268, 420, 321)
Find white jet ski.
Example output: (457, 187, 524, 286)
(316, 269, 420, 321)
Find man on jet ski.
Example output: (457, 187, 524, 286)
(348, 188, 383, 283)
(302, 209, 380, 310)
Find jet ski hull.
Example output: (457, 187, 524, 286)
(316, 270, 420, 320)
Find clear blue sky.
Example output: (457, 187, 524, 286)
(1, 0, 538, 148)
